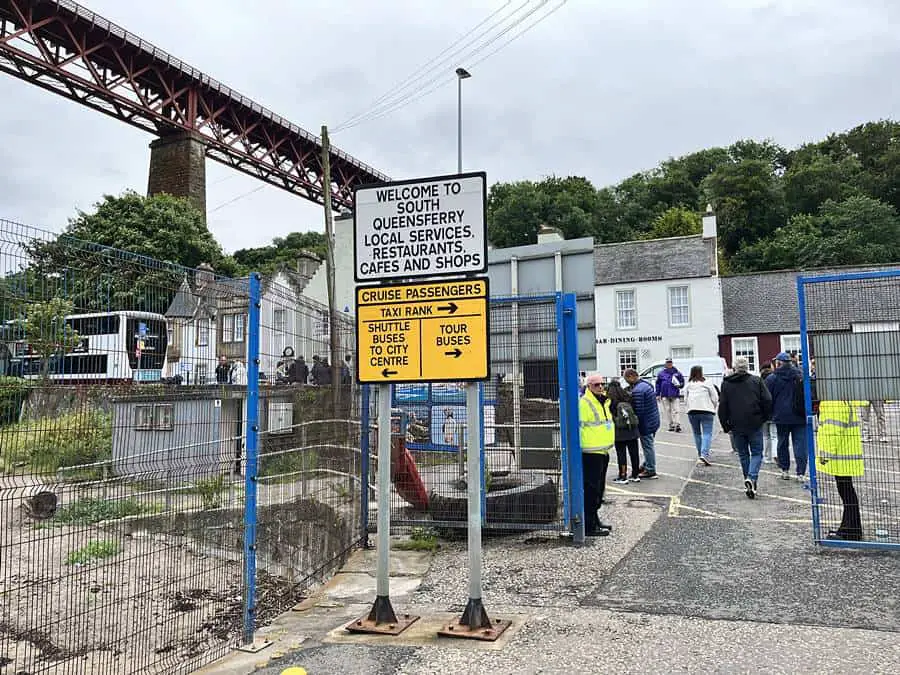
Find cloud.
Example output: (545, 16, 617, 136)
(2, 0, 900, 256)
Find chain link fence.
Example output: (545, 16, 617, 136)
(800, 270, 900, 550)
(0, 220, 365, 673)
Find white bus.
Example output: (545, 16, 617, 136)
(10, 311, 168, 383)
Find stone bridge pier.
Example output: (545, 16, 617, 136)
(147, 131, 207, 218)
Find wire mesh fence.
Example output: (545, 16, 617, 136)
(253, 278, 364, 615)
(0, 220, 366, 673)
(368, 294, 576, 535)
(800, 271, 900, 549)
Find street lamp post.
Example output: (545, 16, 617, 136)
(456, 67, 471, 174)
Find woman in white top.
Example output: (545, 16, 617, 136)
(684, 365, 719, 465)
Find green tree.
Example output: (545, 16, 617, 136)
(640, 206, 702, 240)
(25, 192, 239, 313)
(232, 231, 328, 274)
(19, 297, 81, 378)
(782, 151, 862, 215)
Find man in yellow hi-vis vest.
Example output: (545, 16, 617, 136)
(581, 373, 616, 537)
(816, 400, 865, 541)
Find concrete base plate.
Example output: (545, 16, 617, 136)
(437, 618, 512, 642)
(234, 637, 273, 653)
(345, 613, 420, 636)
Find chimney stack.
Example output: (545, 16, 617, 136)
(296, 249, 322, 281)
(702, 205, 718, 276)
(537, 223, 564, 244)
(195, 262, 215, 288)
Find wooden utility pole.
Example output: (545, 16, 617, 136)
(321, 125, 341, 414)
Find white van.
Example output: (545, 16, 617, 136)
(639, 356, 730, 392)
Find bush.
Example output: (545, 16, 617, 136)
(1, 408, 112, 474)
(0, 376, 30, 426)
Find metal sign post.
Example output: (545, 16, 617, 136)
(346, 384, 419, 635)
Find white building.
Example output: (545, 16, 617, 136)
(303, 212, 355, 315)
(593, 212, 722, 377)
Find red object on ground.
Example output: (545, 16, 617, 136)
(390, 438, 429, 510)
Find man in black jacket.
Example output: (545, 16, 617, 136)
(718, 356, 773, 499)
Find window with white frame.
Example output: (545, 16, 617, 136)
(780, 334, 802, 362)
(617, 349, 638, 375)
(732, 337, 758, 373)
(668, 285, 690, 327)
(196, 319, 209, 347)
(135, 404, 174, 431)
(670, 346, 693, 360)
(273, 309, 287, 357)
(194, 362, 209, 385)
(222, 313, 245, 343)
(615, 290, 636, 330)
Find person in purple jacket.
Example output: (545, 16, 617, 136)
(656, 358, 685, 432)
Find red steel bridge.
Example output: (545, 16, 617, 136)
(0, 0, 389, 208)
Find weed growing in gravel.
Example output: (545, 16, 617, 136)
(65, 539, 120, 565)
(1, 409, 112, 475)
(394, 527, 439, 552)
(47, 497, 161, 526)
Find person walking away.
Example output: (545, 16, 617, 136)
(816, 400, 865, 541)
(758, 360, 777, 463)
(718, 356, 772, 499)
(766, 352, 808, 482)
(656, 358, 685, 431)
(623, 369, 661, 479)
(861, 398, 887, 443)
(580, 374, 615, 536)
(605, 380, 641, 484)
(289, 355, 309, 384)
(685, 365, 719, 466)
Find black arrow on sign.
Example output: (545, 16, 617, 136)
(437, 302, 458, 314)
(381, 368, 398, 378)
(444, 348, 462, 358)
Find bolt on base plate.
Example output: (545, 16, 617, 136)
(437, 598, 511, 641)
(345, 595, 420, 636)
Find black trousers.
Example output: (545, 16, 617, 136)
(835, 476, 863, 539)
(615, 439, 640, 478)
(582, 452, 610, 531)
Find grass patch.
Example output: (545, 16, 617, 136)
(259, 449, 319, 480)
(48, 497, 161, 527)
(394, 527, 439, 552)
(65, 539, 120, 565)
(1, 409, 112, 477)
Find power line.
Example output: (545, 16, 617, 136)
(208, 185, 266, 214)
(334, 1, 567, 134)
(334, 1, 542, 132)
(335, 1, 516, 130)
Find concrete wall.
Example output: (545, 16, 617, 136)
(594, 275, 723, 377)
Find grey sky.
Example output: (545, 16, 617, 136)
(2, 0, 900, 256)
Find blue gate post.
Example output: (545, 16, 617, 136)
(558, 293, 585, 544)
(797, 275, 824, 544)
(242, 272, 262, 645)
(360, 384, 371, 545)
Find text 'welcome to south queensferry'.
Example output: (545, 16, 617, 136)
(353, 173, 487, 282)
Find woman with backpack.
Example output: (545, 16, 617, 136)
(606, 379, 641, 484)
(685, 365, 719, 466)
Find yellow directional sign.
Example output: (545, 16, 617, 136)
(356, 278, 489, 384)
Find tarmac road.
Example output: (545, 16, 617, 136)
(207, 426, 900, 674)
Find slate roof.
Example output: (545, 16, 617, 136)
(722, 265, 900, 334)
(165, 278, 199, 318)
(594, 235, 713, 285)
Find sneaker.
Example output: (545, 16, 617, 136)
(637, 470, 659, 479)
(794, 474, 806, 483)
(675, 425, 682, 433)
(780, 470, 791, 481)
(613, 475, 629, 485)
(629, 476, 641, 483)
(586, 527, 610, 537)
(880, 436, 888, 443)
(762, 456, 772, 464)
(744, 478, 756, 499)
(668, 425, 676, 432)
(699, 456, 711, 466)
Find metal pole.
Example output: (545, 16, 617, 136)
(359, 384, 371, 545)
(241, 272, 262, 645)
(375, 383, 392, 601)
(457, 76, 463, 174)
